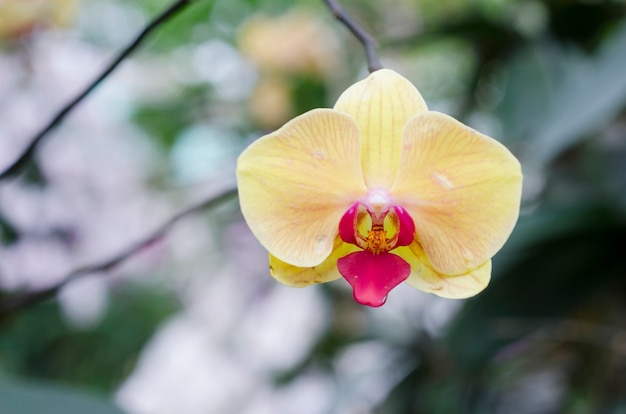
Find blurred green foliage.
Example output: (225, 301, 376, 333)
(0, 288, 178, 392)
(0, 379, 125, 414)
(2, 0, 626, 412)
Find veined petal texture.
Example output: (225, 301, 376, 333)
(237, 108, 368, 267)
(334, 69, 428, 189)
(269, 237, 360, 287)
(391, 111, 522, 275)
(395, 243, 492, 298)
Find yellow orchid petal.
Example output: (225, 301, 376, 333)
(333, 69, 428, 189)
(237, 108, 368, 267)
(395, 243, 491, 298)
(269, 237, 360, 287)
(391, 111, 522, 275)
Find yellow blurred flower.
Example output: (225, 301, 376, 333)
(239, 9, 344, 129)
(247, 76, 294, 130)
(239, 10, 341, 77)
(0, 0, 77, 40)
(237, 69, 522, 307)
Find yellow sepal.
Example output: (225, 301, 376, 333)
(334, 69, 428, 189)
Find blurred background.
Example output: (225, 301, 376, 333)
(1, 0, 626, 413)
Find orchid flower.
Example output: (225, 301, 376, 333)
(237, 69, 522, 307)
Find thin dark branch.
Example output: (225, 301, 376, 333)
(322, 0, 383, 73)
(0, 0, 197, 181)
(0, 188, 237, 317)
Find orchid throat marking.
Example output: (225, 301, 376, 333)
(339, 190, 416, 254)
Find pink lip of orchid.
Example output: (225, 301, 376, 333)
(236, 69, 523, 307)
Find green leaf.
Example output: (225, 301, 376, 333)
(498, 20, 626, 166)
(446, 203, 626, 371)
(0, 214, 19, 245)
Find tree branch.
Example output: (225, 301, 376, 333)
(322, 0, 383, 73)
(0, 0, 382, 315)
(0, 0, 197, 181)
(0, 188, 237, 317)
